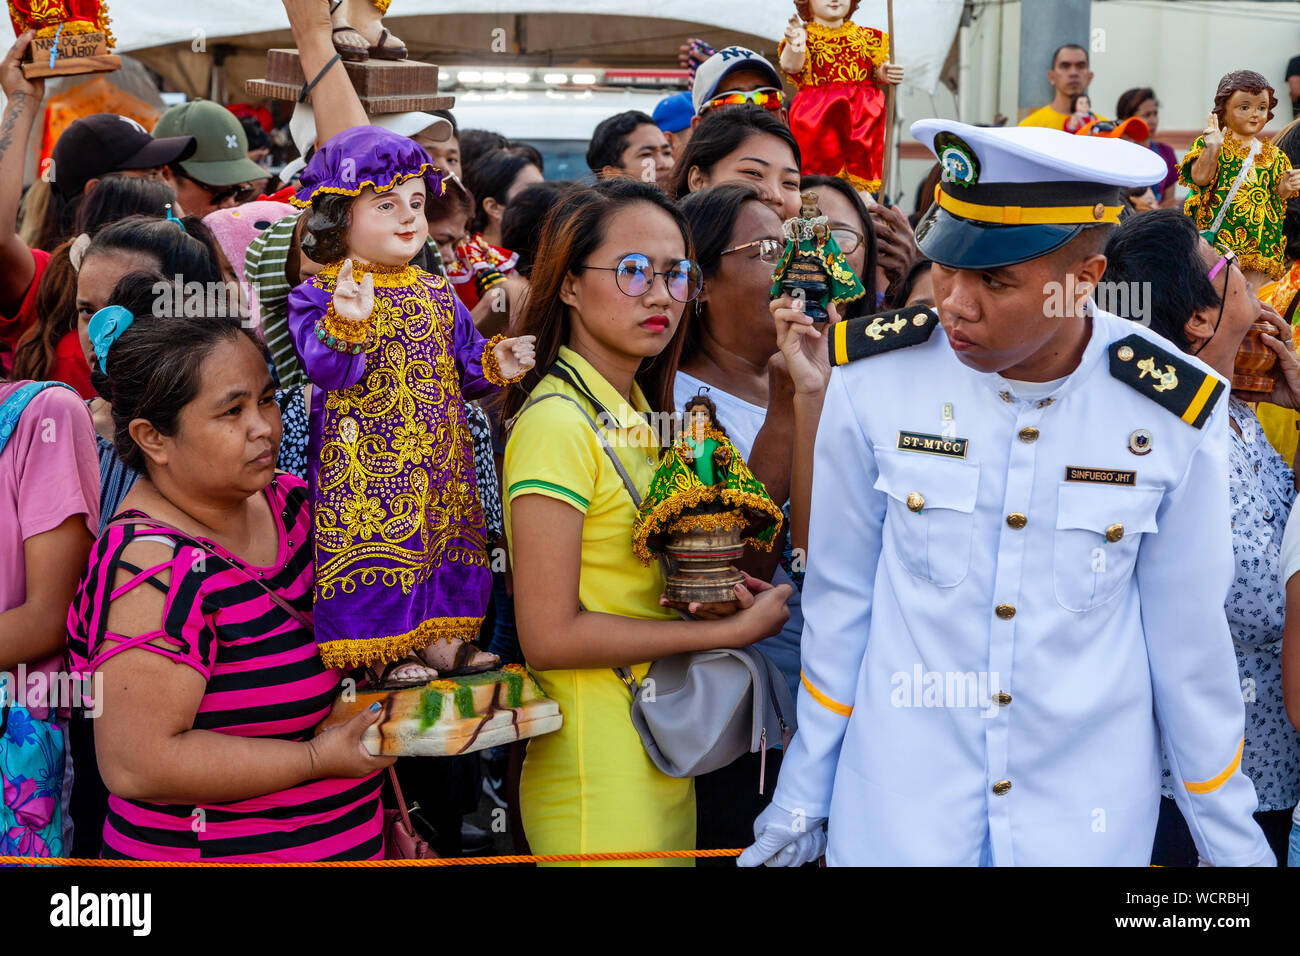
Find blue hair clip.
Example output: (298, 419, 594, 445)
(165, 204, 187, 232)
(88, 305, 136, 374)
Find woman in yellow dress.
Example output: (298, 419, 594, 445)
(501, 180, 791, 865)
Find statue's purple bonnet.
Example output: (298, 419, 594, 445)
(291, 125, 445, 208)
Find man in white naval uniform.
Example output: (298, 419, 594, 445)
(740, 120, 1274, 866)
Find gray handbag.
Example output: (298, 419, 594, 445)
(514, 391, 797, 781)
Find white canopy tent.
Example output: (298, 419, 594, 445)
(0, 1, 964, 100)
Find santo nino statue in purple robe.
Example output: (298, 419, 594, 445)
(287, 126, 536, 686)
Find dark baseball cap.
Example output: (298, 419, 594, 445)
(50, 113, 196, 201)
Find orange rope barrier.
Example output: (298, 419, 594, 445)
(0, 848, 743, 867)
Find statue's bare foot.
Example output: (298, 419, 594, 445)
(349, 0, 407, 59)
(368, 655, 438, 689)
(329, 1, 370, 61)
(419, 639, 499, 677)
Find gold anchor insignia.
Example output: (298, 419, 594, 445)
(865, 314, 909, 341)
(1136, 356, 1178, 392)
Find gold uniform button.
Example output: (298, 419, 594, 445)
(1006, 513, 1027, 529)
(1092, 202, 1106, 221)
(995, 603, 1016, 619)
(1105, 523, 1124, 543)
(906, 492, 925, 513)
(1117, 345, 1134, 362)
(1018, 427, 1039, 443)
(993, 692, 1012, 706)
(992, 779, 1012, 796)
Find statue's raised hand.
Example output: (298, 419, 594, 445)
(1203, 113, 1225, 153)
(784, 14, 806, 51)
(332, 258, 375, 324)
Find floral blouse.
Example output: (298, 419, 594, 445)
(1163, 398, 1300, 811)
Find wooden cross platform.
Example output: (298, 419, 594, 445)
(317, 664, 563, 757)
(246, 49, 454, 113)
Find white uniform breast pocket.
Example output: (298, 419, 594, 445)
(1053, 482, 1163, 612)
(873, 446, 980, 587)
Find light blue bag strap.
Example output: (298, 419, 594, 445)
(0, 381, 77, 458)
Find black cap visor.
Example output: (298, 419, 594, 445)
(914, 204, 1083, 270)
(118, 134, 197, 173)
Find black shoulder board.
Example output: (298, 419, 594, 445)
(1108, 333, 1225, 429)
(828, 305, 938, 366)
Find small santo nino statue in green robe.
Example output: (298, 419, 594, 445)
(770, 189, 866, 321)
(632, 393, 784, 565)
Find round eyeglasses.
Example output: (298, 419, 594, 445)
(580, 253, 703, 302)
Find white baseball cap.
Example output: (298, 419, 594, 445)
(281, 104, 453, 181)
(692, 46, 784, 116)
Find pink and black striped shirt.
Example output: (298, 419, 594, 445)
(67, 475, 383, 861)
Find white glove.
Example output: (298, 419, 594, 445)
(737, 801, 827, 867)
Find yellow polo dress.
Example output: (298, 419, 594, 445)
(503, 346, 694, 866)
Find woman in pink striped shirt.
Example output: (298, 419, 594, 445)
(67, 273, 394, 861)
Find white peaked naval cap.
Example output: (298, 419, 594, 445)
(908, 119, 1168, 269)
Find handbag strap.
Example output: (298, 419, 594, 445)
(514, 390, 684, 698)
(104, 513, 312, 629)
(388, 766, 417, 836)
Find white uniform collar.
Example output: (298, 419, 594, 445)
(956, 299, 1116, 406)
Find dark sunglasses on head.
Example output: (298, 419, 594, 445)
(580, 253, 703, 302)
(704, 88, 784, 114)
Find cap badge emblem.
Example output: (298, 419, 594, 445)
(934, 132, 979, 187)
(226, 134, 239, 150)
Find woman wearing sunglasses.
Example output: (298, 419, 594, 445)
(1105, 209, 1300, 866)
(669, 106, 804, 220)
(502, 179, 792, 865)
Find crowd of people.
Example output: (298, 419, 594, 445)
(2, 0, 1300, 868)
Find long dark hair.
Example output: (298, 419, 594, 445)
(1102, 209, 1219, 352)
(500, 179, 694, 424)
(74, 174, 176, 236)
(91, 272, 269, 474)
(800, 174, 880, 317)
(668, 105, 801, 200)
(9, 182, 209, 383)
(677, 183, 763, 362)
(464, 147, 541, 234)
(501, 180, 572, 277)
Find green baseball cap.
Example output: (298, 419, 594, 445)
(153, 99, 268, 187)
